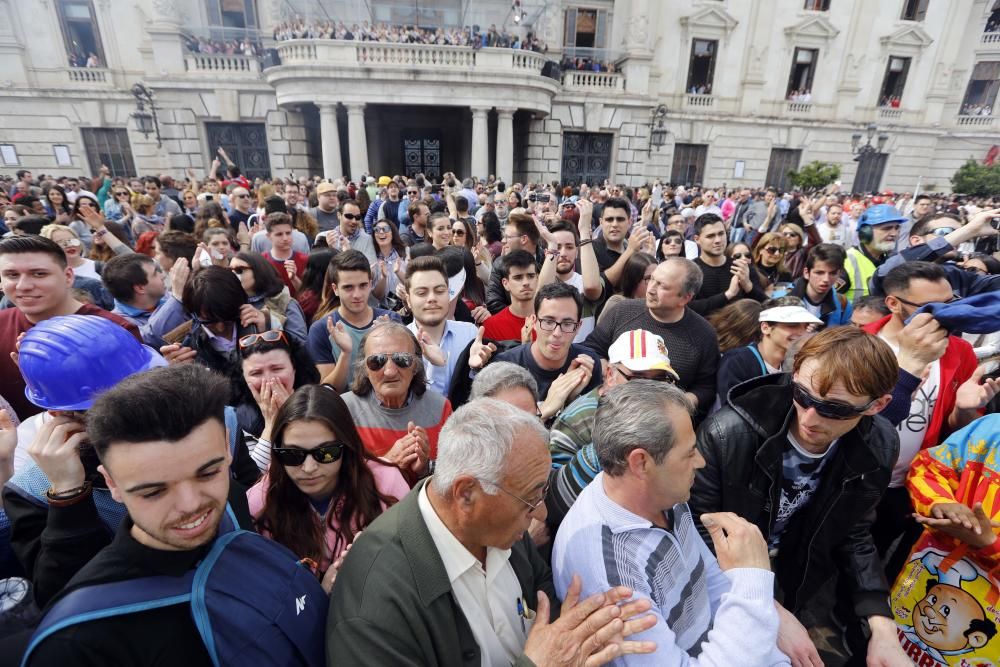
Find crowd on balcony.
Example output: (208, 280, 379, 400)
(786, 89, 813, 103)
(183, 35, 262, 57)
(986, 9, 1000, 33)
(67, 52, 102, 68)
(559, 55, 617, 73)
(878, 95, 902, 108)
(271, 19, 547, 53)
(961, 101, 994, 116)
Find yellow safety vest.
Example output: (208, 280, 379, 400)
(845, 246, 876, 305)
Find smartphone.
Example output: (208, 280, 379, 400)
(198, 252, 212, 268)
(204, 194, 214, 201)
(991, 216, 1000, 230)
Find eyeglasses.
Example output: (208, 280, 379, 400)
(928, 227, 956, 237)
(537, 318, 581, 333)
(603, 216, 628, 223)
(503, 233, 524, 241)
(964, 265, 988, 275)
(664, 238, 683, 245)
(792, 382, 877, 420)
(235, 194, 251, 199)
(115, 191, 129, 197)
(239, 329, 287, 349)
(273, 442, 344, 466)
(730, 252, 749, 260)
(475, 477, 549, 513)
(230, 266, 250, 275)
(373, 225, 392, 234)
(763, 246, 785, 255)
(341, 213, 362, 221)
(55, 238, 82, 248)
(407, 191, 418, 195)
(365, 352, 417, 371)
(893, 294, 959, 309)
(452, 228, 466, 236)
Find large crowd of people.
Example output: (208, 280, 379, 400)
(0, 154, 999, 666)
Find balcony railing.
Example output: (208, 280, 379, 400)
(785, 101, 813, 115)
(878, 107, 903, 120)
(66, 67, 109, 83)
(561, 70, 624, 92)
(982, 32, 1000, 44)
(184, 54, 261, 75)
(957, 115, 995, 127)
(356, 42, 477, 67)
(685, 93, 715, 109)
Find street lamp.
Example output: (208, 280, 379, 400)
(130, 82, 162, 148)
(648, 105, 669, 153)
(851, 122, 888, 158)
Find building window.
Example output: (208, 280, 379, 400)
(56, 0, 105, 68)
(207, 0, 257, 29)
(766, 149, 802, 192)
(81, 128, 135, 177)
(53, 145, 72, 166)
(671, 143, 708, 186)
(987, 0, 1000, 33)
(879, 57, 910, 107)
(960, 62, 1000, 116)
(900, 0, 929, 21)
(786, 48, 818, 99)
(0, 145, 18, 166)
(686, 40, 717, 94)
(804, 0, 831, 10)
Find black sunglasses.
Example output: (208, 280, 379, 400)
(230, 266, 250, 275)
(273, 442, 344, 466)
(365, 352, 417, 371)
(341, 213, 362, 221)
(792, 383, 876, 420)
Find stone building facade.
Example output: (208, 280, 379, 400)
(0, 0, 998, 192)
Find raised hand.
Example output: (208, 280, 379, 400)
(417, 327, 446, 367)
(239, 304, 267, 330)
(27, 415, 88, 494)
(915, 502, 1000, 548)
(954, 365, 1000, 411)
(701, 512, 770, 571)
(469, 326, 497, 370)
(169, 258, 191, 299)
(159, 343, 197, 365)
(327, 318, 353, 356)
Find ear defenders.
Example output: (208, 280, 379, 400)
(858, 224, 873, 244)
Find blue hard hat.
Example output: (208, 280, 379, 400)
(856, 204, 907, 230)
(19, 315, 167, 411)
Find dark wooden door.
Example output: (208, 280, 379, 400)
(402, 131, 442, 180)
(205, 122, 271, 181)
(561, 132, 612, 186)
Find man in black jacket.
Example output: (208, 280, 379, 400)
(690, 325, 911, 666)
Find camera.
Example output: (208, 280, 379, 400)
(529, 192, 551, 203)
(204, 194, 214, 201)
(991, 216, 1000, 230)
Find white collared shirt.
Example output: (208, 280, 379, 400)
(417, 484, 531, 666)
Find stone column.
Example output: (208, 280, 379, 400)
(345, 103, 369, 178)
(495, 108, 515, 183)
(319, 103, 343, 180)
(470, 106, 490, 179)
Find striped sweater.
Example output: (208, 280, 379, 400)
(341, 389, 452, 460)
(552, 473, 788, 666)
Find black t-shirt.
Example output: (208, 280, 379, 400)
(592, 237, 622, 272)
(17, 487, 254, 667)
(228, 209, 252, 233)
(495, 342, 602, 400)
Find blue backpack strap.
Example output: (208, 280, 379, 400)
(746, 344, 767, 374)
(189, 529, 246, 666)
(21, 575, 193, 666)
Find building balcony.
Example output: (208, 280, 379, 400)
(560, 70, 625, 93)
(877, 107, 903, 121)
(267, 40, 559, 113)
(785, 101, 814, 116)
(184, 53, 260, 77)
(982, 32, 1000, 46)
(684, 93, 715, 109)
(957, 114, 995, 128)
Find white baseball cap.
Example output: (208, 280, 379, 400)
(758, 306, 823, 325)
(608, 330, 679, 380)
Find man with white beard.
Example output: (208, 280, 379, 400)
(843, 204, 904, 304)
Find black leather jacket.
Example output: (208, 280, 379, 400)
(690, 373, 899, 619)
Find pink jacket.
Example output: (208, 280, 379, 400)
(247, 459, 411, 570)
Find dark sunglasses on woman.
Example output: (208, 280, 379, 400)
(273, 441, 344, 466)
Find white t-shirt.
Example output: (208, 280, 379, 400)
(816, 221, 850, 248)
(563, 272, 596, 343)
(880, 335, 941, 487)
